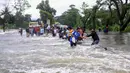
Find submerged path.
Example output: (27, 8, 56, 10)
(0, 30, 130, 73)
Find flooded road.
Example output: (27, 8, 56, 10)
(0, 30, 130, 73)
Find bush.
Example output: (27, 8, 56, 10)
(0, 26, 2, 29)
(109, 24, 120, 31)
(6, 24, 16, 29)
(124, 26, 130, 32)
(15, 21, 29, 28)
(22, 21, 29, 28)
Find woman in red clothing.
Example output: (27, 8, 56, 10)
(77, 27, 84, 41)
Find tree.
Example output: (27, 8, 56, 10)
(81, 0, 106, 30)
(91, 0, 106, 29)
(56, 5, 82, 27)
(13, 0, 31, 13)
(110, 0, 130, 32)
(0, 7, 11, 32)
(24, 14, 31, 22)
(36, 0, 56, 24)
(70, 4, 76, 9)
(13, 0, 31, 28)
(98, 0, 130, 32)
(15, 12, 24, 27)
(95, 0, 119, 31)
(0, 17, 5, 31)
(40, 10, 53, 24)
(81, 2, 91, 31)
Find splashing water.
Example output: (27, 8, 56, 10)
(0, 30, 130, 73)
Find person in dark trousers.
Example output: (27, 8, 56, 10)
(26, 28, 30, 37)
(87, 29, 100, 45)
(19, 28, 23, 36)
(98, 27, 102, 32)
(67, 26, 77, 47)
(52, 27, 56, 37)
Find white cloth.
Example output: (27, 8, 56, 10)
(72, 37, 76, 43)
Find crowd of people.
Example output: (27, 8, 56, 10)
(18, 24, 100, 47)
(25, 27, 44, 37)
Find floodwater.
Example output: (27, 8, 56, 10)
(0, 30, 130, 73)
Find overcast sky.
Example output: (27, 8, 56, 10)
(0, 0, 96, 20)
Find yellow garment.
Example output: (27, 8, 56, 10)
(69, 29, 73, 36)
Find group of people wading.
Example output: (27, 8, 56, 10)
(65, 26, 100, 47)
(48, 25, 100, 47)
(19, 24, 100, 47)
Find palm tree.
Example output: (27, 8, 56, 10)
(0, 6, 11, 32)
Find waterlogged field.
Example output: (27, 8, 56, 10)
(0, 30, 130, 73)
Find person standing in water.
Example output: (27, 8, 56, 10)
(19, 28, 23, 36)
(68, 26, 82, 47)
(87, 29, 100, 45)
(67, 27, 75, 47)
(26, 28, 30, 37)
(77, 27, 84, 41)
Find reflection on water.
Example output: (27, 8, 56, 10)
(113, 33, 130, 45)
(0, 30, 130, 73)
(114, 34, 126, 45)
(100, 32, 130, 51)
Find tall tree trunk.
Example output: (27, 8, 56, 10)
(111, 0, 129, 32)
(92, 7, 97, 30)
(120, 17, 130, 32)
(93, 15, 96, 30)
(83, 13, 91, 32)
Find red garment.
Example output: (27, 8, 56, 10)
(78, 28, 83, 36)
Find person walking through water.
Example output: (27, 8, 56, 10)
(26, 28, 30, 37)
(67, 27, 76, 47)
(77, 27, 84, 41)
(87, 29, 100, 45)
(19, 28, 23, 36)
(67, 26, 82, 47)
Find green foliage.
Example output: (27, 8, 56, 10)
(0, 7, 13, 32)
(24, 14, 31, 22)
(0, 0, 31, 31)
(6, 24, 16, 29)
(15, 21, 29, 28)
(124, 26, 130, 32)
(37, 0, 56, 15)
(14, 12, 30, 28)
(0, 25, 3, 29)
(40, 10, 54, 24)
(98, 0, 130, 32)
(81, 0, 130, 32)
(0, 17, 5, 25)
(15, 12, 24, 27)
(37, 0, 56, 24)
(13, 0, 31, 12)
(81, 2, 92, 30)
(56, 5, 82, 27)
(109, 24, 120, 31)
(12, 0, 31, 28)
(22, 21, 29, 28)
(40, 10, 53, 19)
